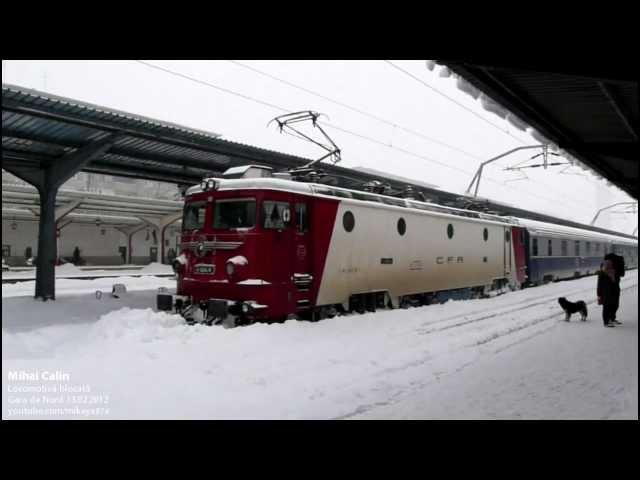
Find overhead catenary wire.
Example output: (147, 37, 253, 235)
(384, 60, 531, 146)
(228, 60, 485, 163)
(228, 60, 596, 207)
(134, 60, 595, 211)
(386, 60, 614, 192)
(132, 60, 597, 211)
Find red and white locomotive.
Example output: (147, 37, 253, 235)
(157, 165, 637, 326)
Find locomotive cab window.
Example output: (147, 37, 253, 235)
(263, 201, 291, 229)
(295, 203, 309, 233)
(183, 202, 206, 231)
(213, 198, 256, 229)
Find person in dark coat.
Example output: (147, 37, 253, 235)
(597, 259, 621, 327)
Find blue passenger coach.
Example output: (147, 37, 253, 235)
(516, 218, 638, 285)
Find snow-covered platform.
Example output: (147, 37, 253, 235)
(2, 271, 637, 420)
(2, 263, 174, 284)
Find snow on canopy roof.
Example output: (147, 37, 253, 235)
(515, 217, 638, 246)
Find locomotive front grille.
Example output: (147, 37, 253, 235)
(180, 240, 243, 253)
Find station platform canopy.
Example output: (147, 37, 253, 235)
(2, 83, 400, 190)
(439, 61, 638, 200)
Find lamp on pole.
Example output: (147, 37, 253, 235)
(590, 202, 637, 226)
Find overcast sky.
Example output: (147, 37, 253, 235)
(2, 60, 636, 233)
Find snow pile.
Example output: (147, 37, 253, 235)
(2, 275, 176, 299)
(88, 308, 185, 344)
(139, 262, 173, 274)
(227, 256, 248, 266)
(55, 263, 83, 274)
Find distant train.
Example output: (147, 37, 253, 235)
(157, 166, 638, 326)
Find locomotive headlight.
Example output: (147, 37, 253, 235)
(200, 179, 217, 191)
(241, 303, 251, 314)
(226, 262, 235, 276)
(171, 259, 181, 273)
(172, 254, 187, 274)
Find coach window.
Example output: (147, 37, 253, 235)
(447, 224, 454, 239)
(397, 218, 406, 236)
(505, 231, 510, 242)
(548, 239, 553, 256)
(595, 242, 600, 253)
(295, 203, 308, 233)
(532, 238, 538, 256)
(343, 211, 355, 232)
(586, 242, 591, 256)
(213, 198, 256, 229)
(483, 228, 488, 241)
(575, 240, 580, 256)
(263, 201, 290, 229)
(561, 240, 568, 256)
(183, 201, 206, 231)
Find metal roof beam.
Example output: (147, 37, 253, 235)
(83, 162, 207, 185)
(47, 133, 121, 190)
(598, 82, 639, 141)
(55, 198, 85, 222)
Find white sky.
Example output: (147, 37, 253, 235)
(1, 60, 636, 234)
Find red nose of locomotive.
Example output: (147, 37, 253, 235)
(158, 181, 273, 325)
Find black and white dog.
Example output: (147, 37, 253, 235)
(558, 297, 588, 322)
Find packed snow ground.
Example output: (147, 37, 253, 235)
(2, 263, 173, 283)
(2, 272, 175, 299)
(2, 271, 637, 419)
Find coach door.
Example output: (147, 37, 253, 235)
(292, 201, 313, 313)
(511, 227, 527, 285)
(503, 227, 511, 278)
(261, 196, 296, 317)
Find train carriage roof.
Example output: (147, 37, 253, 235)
(189, 177, 638, 239)
(187, 176, 519, 226)
(515, 217, 638, 246)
